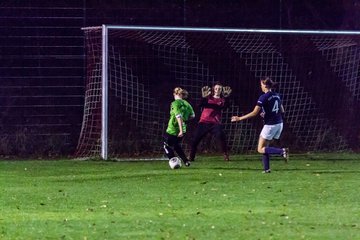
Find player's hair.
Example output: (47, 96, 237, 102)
(173, 87, 189, 99)
(261, 77, 278, 89)
(212, 81, 223, 87)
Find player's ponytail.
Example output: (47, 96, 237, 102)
(261, 77, 278, 90)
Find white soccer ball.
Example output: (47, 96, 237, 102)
(169, 157, 182, 169)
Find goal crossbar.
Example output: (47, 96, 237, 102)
(82, 25, 360, 35)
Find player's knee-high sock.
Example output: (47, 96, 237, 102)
(189, 143, 198, 161)
(189, 127, 207, 161)
(217, 131, 228, 155)
(265, 147, 283, 155)
(262, 154, 270, 171)
(163, 142, 175, 159)
(174, 144, 189, 163)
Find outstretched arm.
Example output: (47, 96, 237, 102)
(231, 106, 261, 122)
(201, 86, 211, 98)
(222, 86, 232, 98)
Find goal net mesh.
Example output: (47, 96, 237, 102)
(76, 27, 360, 159)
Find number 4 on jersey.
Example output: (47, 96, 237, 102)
(272, 100, 279, 113)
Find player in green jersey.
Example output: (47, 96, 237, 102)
(164, 87, 195, 167)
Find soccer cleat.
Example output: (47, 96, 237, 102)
(184, 161, 191, 167)
(224, 153, 230, 161)
(262, 169, 271, 174)
(282, 148, 289, 163)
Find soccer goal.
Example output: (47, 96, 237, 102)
(77, 25, 360, 160)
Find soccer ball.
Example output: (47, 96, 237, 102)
(169, 157, 182, 169)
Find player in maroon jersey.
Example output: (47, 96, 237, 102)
(189, 82, 232, 161)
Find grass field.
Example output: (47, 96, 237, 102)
(1, 153, 359, 240)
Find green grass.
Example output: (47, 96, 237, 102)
(1, 154, 360, 239)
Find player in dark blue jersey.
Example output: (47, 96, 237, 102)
(231, 77, 289, 173)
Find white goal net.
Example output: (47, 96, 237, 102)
(77, 25, 360, 159)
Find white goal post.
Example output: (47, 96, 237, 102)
(78, 25, 360, 160)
